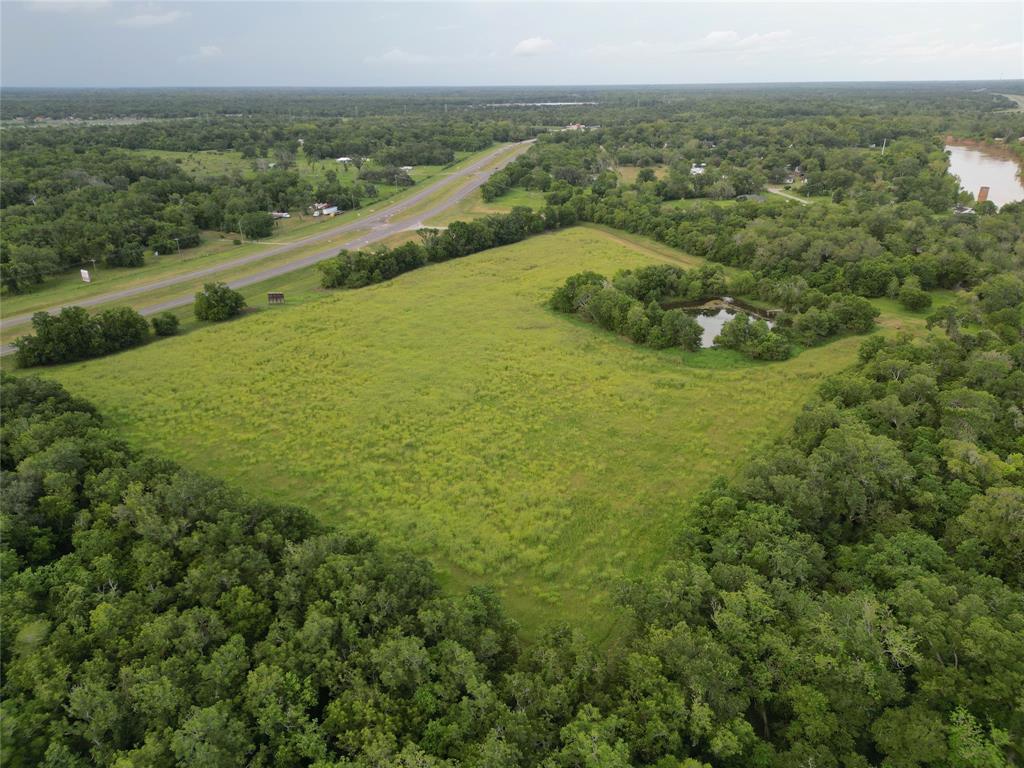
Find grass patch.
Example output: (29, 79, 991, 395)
(616, 165, 667, 184)
(27, 226, 866, 641)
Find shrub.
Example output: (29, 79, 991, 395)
(550, 272, 606, 313)
(194, 282, 246, 322)
(94, 307, 150, 353)
(238, 211, 274, 240)
(659, 309, 703, 351)
(715, 313, 792, 360)
(793, 306, 839, 345)
(828, 294, 880, 333)
(105, 241, 145, 268)
(151, 312, 181, 337)
(898, 277, 933, 312)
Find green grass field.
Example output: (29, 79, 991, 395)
(29, 226, 870, 641)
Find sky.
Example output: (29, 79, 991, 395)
(1, 0, 1022, 87)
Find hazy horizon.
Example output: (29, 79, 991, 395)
(2, 1, 1021, 89)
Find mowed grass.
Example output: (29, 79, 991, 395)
(32, 227, 865, 641)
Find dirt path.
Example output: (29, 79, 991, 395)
(766, 186, 811, 205)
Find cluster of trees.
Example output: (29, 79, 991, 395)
(4, 269, 1022, 765)
(713, 313, 792, 360)
(550, 270, 705, 351)
(319, 207, 550, 290)
(12, 306, 150, 367)
(12, 282, 242, 368)
(551, 264, 731, 351)
(552, 262, 881, 359)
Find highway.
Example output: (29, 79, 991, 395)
(1, 140, 532, 353)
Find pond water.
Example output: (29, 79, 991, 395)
(946, 143, 1024, 208)
(689, 308, 775, 348)
(662, 297, 776, 348)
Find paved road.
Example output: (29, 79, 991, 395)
(1, 140, 532, 352)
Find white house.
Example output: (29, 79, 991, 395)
(690, 163, 707, 176)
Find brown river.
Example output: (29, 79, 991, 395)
(945, 143, 1024, 208)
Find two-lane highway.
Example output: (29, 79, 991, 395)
(1, 139, 532, 352)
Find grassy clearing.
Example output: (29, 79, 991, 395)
(616, 165, 667, 184)
(29, 226, 870, 641)
(660, 197, 738, 211)
(424, 187, 547, 227)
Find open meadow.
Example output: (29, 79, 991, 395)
(32, 226, 872, 639)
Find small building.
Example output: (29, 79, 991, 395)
(336, 156, 352, 163)
(690, 162, 707, 176)
(953, 204, 975, 215)
(270, 211, 291, 220)
(267, 292, 285, 305)
(400, 165, 414, 172)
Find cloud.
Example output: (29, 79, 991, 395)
(589, 40, 655, 58)
(179, 45, 222, 63)
(860, 31, 1019, 62)
(589, 31, 792, 59)
(513, 37, 555, 57)
(365, 48, 433, 65)
(679, 30, 793, 54)
(116, 10, 185, 28)
(27, 0, 110, 12)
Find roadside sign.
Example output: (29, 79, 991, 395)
(80, 269, 91, 283)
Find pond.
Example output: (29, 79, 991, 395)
(662, 297, 776, 348)
(945, 143, 1024, 208)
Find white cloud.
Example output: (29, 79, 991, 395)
(365, 48, 433, 65)
(861, 31, 1019, 62)
(27, 0, 110, 12)
(116, 10, 185, 28)
(179, 45, 222, 63)
(679, 30, 793, 54)
(513, 37, 555, 57)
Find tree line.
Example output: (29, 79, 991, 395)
(13, 282, 244, 368)
(319, 207, 549, 290)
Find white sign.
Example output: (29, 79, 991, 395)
(80, 269, 91, 283)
